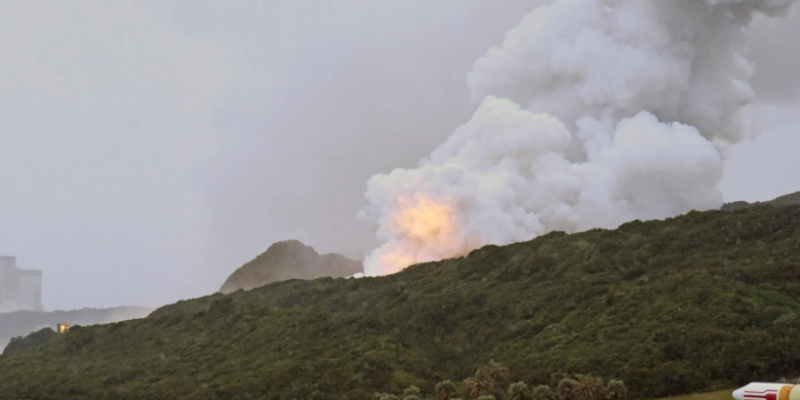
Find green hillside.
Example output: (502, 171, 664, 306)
(0, 306, 153, 351)
(2, 206, 800, 400)
(722, 192, 800, 211)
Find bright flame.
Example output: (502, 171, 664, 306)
(388, 194, 456, 239)
(368, 193, 459, 275)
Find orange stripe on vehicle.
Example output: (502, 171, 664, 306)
(779, 385, 794, 400)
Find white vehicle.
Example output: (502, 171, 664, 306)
(733, 383, 800, 400)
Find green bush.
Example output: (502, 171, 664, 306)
(3, 327, 57, 355)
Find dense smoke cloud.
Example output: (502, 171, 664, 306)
(361, 0, 797, 276)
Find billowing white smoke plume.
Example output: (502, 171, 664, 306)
(360, 0, 796, 276)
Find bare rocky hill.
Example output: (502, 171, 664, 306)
(219, 240, 363, 294)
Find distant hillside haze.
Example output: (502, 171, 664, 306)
(0, 306, 152, 351)
(219, 240, 363, 294)
(723, 191, 800, 211)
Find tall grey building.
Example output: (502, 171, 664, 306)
(0, 256, 43, 313)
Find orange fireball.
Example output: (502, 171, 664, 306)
(375, 193, 459, 274)
(388, 194, 457, 240)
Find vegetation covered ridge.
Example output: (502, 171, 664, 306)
(722, 191, 800, 211)
(0, 306, 153, 351)
(2, 205, 800, 400)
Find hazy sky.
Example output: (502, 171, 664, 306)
(0, 1, 798, 311)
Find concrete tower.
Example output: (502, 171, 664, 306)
(0, 256, 43, 313)
(18, 269, 43, 311)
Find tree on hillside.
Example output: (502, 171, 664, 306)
(557, 377, 578, 400)
(465, 376, 495, 399)
(403, 385, 423, 400)
(532, 385, 556, 400)
(479, 360, 510, 387)
(508, 381, 532, 400)
(604, 380, 627, 400)
(557, 374, 613, 400)
(572, 374, 605, 400)
(436, 380, 458, 400)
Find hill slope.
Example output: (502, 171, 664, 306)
(722, 191, 800, 211)
(219, 240, 363, 294)
(0, 306, 152, 351)
(2, 206, 800, 400)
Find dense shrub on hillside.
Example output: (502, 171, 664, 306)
(375, 362, 625, 400)
(1, 206, 800, 400)
(721, 191, 800, 211)
(3, 327, 57, 355)
(0, 306, 153, 351)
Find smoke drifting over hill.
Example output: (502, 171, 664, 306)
(361, 0, 798, 275)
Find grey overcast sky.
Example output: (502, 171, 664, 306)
(0, 1, 798, 311)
